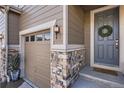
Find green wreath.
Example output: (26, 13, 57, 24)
(98, 25, 113, 37)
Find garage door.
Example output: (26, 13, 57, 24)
(25, 29, 50, 88)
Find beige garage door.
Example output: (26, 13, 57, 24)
(25, 30, 50, 88)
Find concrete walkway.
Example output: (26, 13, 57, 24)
(18, 77, 110, 88)
(79, 65, 124, 88)
(72, 76, 110, 88)
(18, 82, 32, 88)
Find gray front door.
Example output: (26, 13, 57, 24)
(94, 7, 119, 66)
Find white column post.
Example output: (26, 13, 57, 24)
(4, 6, 10, 82)
(63, 5, 68, 49)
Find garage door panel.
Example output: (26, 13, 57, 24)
(36, 60, 50, 65)
(25, 31, 50, 88)
(35, 73, 50, 82)
(34, 76, 49, 88)
(35, 68, 50, 78)
(34, 65, 50, 74)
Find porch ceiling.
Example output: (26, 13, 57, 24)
(80, 5, 105, 11)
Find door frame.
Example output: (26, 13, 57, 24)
(90, 5, 120, 71)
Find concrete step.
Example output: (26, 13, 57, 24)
(79, 73, 124, 88)
(79, 66, 124, 88)
(72, 76, 111, 88)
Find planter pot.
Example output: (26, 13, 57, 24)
(0, 77, 7, 88)
(10, 69, 20, 81)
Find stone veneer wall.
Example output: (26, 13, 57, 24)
(51, 48, 86, 88)
(0, 47, 19, 82)
(0, 48, 7, 81)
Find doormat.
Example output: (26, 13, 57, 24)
(6, 78, 24, 88)
(93, 67, 118, 76)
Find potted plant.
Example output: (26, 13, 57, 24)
(8, 52, 20, 81)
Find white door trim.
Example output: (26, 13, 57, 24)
(19, 20, 56, 46)
(90, 5, 120, 71)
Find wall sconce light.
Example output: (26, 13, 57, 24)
(54, 25, 60, 39)
(0, 34, 3, 39)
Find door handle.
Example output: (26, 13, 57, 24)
(115, 39, 119, 49)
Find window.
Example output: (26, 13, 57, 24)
(36, 34, 43, 41)
(25, 36, 29, 42)
(30, 35, 35, 41)
(44, 32, 50, 41)
(35, 32, 50, 41)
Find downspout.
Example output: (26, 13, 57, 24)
(4, 6, 9, 82)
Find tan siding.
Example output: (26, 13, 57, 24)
(20, 5, 63, 44)
(84, 11, 90, 64)
(22, 5, 36, 13)
(8, 11, 20, 45)
(68, 5, 84, 44)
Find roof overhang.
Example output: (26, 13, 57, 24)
(0, 5, 22, 14)
(80, 5, 105, 11)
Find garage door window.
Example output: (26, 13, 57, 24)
(25, 36, 29, 42)
(30, 35, 35, 42)
(44, 32, 50, 41)
(36, 34, 43, 41)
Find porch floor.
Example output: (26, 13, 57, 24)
(6, 78, 24, 88)
(71, 76, 110, 88)
(18, 82, 32, 88)
(77, 65, 124, 88)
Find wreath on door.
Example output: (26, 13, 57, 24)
(98, 25, 113, 37)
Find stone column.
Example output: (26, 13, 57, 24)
(51, 48, 86, 88)
(0, 48, 7, 87)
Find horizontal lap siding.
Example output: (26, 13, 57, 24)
(84, 11, 90, 64)
(20, 5, 63, 44)
(68, 6, 84, 44)
(0, 12, 4, 64)
(0, 12, 5, 33)
(20, 5, 63, 29)
(8, 11, 20, 45)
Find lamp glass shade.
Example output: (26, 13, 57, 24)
(54, 25, 59, 33)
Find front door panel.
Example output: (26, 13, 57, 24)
(94, 7, 119, 66)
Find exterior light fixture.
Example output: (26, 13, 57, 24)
(54, 25, 60, 39)
(0, 34, 3, 39)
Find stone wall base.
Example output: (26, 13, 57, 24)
(0, 48, 6, 82)
(51, 49, 86, 88)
